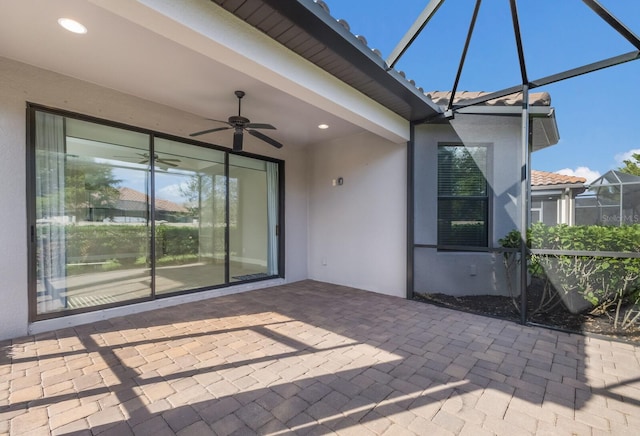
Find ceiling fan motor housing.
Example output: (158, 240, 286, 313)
(228, 115, 250, 126)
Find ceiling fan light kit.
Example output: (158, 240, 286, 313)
(190, 90, 283, 151)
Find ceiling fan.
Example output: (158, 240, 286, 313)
(190, 90, 283, 151)
(116, 152, 181, 167)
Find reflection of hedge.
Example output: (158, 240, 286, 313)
(63, 225, 149, 263)
(156, 225, 199, 257)
(440, 222, 486, 246)
(501, 223, 640, 329)
(38, 224, 201, 264)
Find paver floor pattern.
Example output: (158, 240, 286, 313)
(1, 280, 640, 435)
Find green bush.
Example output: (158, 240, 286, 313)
(500, 223, 640, 330)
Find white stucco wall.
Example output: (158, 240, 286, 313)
(0, 57, 308, 340)
(307, 131, 407, 297)
(413, 115, 523, 297)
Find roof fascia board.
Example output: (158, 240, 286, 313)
(453, 106, 553, 116)
(89, 0, 410, 143)
(532, 185, 585, 192)
(269, 0, 443, 119)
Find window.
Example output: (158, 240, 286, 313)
(531, 197, 559, 226)
(28, 105, 282, 319)
(437, 145, 489, 248)
(531, 199, 543, 224)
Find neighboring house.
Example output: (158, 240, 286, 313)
(575, 170, 640, 226)
(112, 187, 190, 223)
(0, 1, 559, 339)
(531, 170, 587, 226)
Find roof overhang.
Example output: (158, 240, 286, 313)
(210, 0, 443, 123)
(93, 0, 414, 143)
(420, 104, 559, 151)
(454, 106, 559, 151)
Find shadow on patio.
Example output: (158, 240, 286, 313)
(2, 280, 640, 434)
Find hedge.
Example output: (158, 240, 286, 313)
(38, 224, 201, 266)
(500, 223, 640, 330)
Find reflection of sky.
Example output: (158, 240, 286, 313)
(111, 166, 188, 204)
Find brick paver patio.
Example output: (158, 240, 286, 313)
(1, 280, 640, 435)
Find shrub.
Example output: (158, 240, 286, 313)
(500, 223, 640, 330)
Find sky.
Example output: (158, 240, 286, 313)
(327, 0, 640, 183)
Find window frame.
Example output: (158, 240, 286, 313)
(26, 103, 285, 321)
(436, 143, 492, 251)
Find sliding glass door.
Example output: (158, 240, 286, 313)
(153, 138, 226, 294)
(30, 106, 282, 319)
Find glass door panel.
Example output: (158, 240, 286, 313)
(229, 156, 278, 281)
(34, 114, 152, 314)
(153, 138, 226, 294)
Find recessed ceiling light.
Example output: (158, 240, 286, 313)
(318, 124, 329, 129)
(58, 18, 87, 34)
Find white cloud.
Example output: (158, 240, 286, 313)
(614, 148, 640, 165)
(556, 167, 601, 184)
(157, 183, 187, 203)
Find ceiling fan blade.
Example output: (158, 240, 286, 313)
(233, 129, 243, 151)
(245, 123, 276, 130)
(156, 158, 181, 162)
(137, 159, 150, 164)
(190, 126, 232, 137)
(248, 129, 283, 149)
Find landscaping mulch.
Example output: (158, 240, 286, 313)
(414, 278, 640, 344)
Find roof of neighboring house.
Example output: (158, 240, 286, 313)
(118, 187, 188, 213)
(590, 169, 640, 185)
(426, 91, 552, 108)
(531, 170, 586, 187)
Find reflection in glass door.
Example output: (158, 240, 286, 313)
(153, 139, 226, 294)
(34, 114, 152, 315)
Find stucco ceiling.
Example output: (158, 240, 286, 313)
(0, 0, 372, 149)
